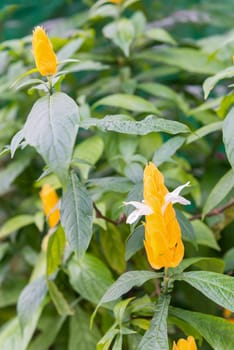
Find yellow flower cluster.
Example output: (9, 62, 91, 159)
(40, 184, 60, 228)
(32, 26, 57, 76)
(173, 336, 197, 350)
(143, 163, 184, 269)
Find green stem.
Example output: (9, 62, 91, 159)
(162, 267, 170, 295)
(47, 75, 53, 95)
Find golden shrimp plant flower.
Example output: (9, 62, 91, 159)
(173, 336, 197, 350)
(124, 162, 190, 269)
(40, 184, 60, 228)
(32, 26, 57, 76)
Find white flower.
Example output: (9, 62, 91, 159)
(162, 181, 191, 213)
(123, 201, 153, 224)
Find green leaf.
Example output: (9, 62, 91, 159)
(179, 271, 234, 312)
(191, 220, 220, 251)
(203, 169, 234, 217)
(0, 215, 35, 239)
(224, 248, 234, 272)
(47, 280, 74, 316)
(223, 107, 234, 169)
(96, 270, 162, 308)
(153, 136, 185, 166)
(0, 152, 32, 195)
(175, 210, 197, 248)
(138, 294, 170, 350)
(94, 94, 159, 114)
(72, 135, 104, 180)
(100, 224, 126, 274)
(170, 307, 234, 350)
(145, 28, 176, 45)
(125, 225, 144, 260)
(60, 171, 93, 257)
(136, 47, 223, 74)
(69, 307, 101, 350)
(172, 257, 225, 275)
(46, 226, 66, 277)
(17, 276, 47, 328)
(81, 115, 190, 135)
(67, 253, 113, 305)
(103, 18, 135, 56)
(23, 92, 79, 185)
(114, 298, 134, 324)
(97, 325, 119, 350)
(186, 121, 223, 144)
(203, 66, 234, 99)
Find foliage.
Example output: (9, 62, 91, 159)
(0, 0, 234, 349)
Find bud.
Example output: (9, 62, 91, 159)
(40, 184, 60, 228)
(173, 336, 197, 350)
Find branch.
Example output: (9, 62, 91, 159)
(189, 199, 234, 221)
(93, 202, 126, 226)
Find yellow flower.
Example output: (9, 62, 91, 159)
(223, 309, 234, 323)
(32, 26, 57, 76)
(125, 162, 190, 269)
(40, 184, 60, 228)
(173, 336, 197, 350)
(109, 0, 122, 3)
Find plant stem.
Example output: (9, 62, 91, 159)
(47, 75, 53, 95)
(162, 267, 170, 295)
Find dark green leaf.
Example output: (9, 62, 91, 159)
(67, 253, 113, 305)
(61, 172, 93, 256)
(170, 306, 234, 350)
(48, 280, 74, 316)
(223, 107, 234, 169)
(138, 294, 170, 350)
(153, 136, 185, 166)
(179, 271, 234, 311)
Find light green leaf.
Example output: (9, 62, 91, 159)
(136, 47, 223, 74)
(191, 220, 220, 251)
(46, 226, 66, 277)
(138, 294, 170, 350)
(203, 66, 234, 99)
(187, 121, 223, 144)
(138, 83, 188, 113)
(223, 107, 234, 169)
(72, 135, 104, 180)
(179, 271, 234, 312)
(122, 0, 140, 10)
(146, 28, 176, 45)
(153, 136, 185, 166)
(93, 94, 159, 114)
(67, 253, 113, 305)
(17, 276, 47, 328)
(97, 326, 119, 350)
(100, 224, 126, 274)
(103, 18, 135, 56)
(23, 92, 79, 185)
(203, 169, 234, 217)
(170, 307, 234, 350)
(69, 307, 101, 350)
(0, 215, 35, 239)
(47, 280, 74, 316)
(81, 115, 190, 135)
(60, 171, 93, 256)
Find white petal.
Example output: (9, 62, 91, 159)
(124, 201, 153, 224)
(126, 209, 142, 224)
(163, 182, 191, 212)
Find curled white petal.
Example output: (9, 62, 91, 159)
(163, 181, 191, 213)
(123, 201, 153, 224)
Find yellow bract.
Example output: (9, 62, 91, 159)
(173, 336, 197, 350)
(40, 184, 60, 228)
(32, 26, 57, 76)
(143, 162, 184, 269)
